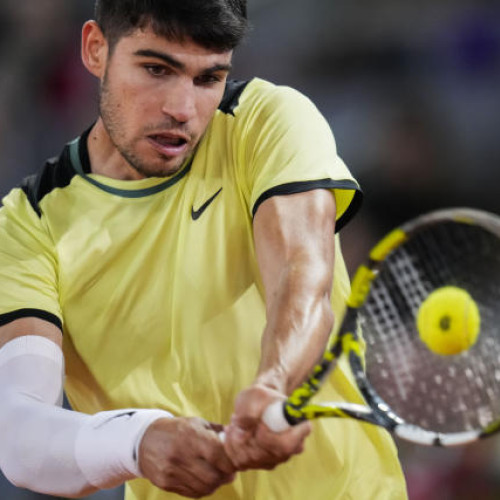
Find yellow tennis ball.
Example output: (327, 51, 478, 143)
(416, 286, 480, 356)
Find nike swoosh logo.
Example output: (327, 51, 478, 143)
(191, 188, 223, 220)
(94, 410, 137, 429)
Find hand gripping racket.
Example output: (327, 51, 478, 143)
(263, 208, 500, 446)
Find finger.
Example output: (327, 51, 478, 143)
(223, 423, 254, 460)
(230, 388, 271, 431)
(230, 414, 259, 434)
(182, 457, 234, 489)
(224, 432, 280, 471)
(223, 427, 255, 470)
(255, 420, 312, 459)
(152, 462, 208, 497)
(214, 450, 237, 475)
(288, 420, 312, 443)
(259, 418, 311, 442)
(222, 426, 245, 468)
(163, 459, 233, 499)
(202, 434, 237, 475)
(207, 422, 225, 434)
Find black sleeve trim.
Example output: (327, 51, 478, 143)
(252, 179, 363, 233)
(0, 309, 63, 331)
(218, 80, 250, 116)
(20, 148, 79, 218)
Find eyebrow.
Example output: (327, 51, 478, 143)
(134, 49, 232, 73)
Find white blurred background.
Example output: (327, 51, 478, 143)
(1, 1, 500, 499)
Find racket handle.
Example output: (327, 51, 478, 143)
(262, 401, 292, 432)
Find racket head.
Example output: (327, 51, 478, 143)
(350, 207, 500, 444)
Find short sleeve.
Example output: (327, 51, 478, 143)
(0, 188, 62, 328)
(239, 83, 362, 231)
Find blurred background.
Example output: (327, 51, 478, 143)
(1, 0, 500, 498)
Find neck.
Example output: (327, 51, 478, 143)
(87, 120, 145, 180)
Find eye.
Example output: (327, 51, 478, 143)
(144, 64, 169, 77)
(195, 74, 223, 86)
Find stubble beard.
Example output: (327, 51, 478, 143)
(98, 75, 190, 178)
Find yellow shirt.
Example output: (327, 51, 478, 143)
(0, 78, 406, 499)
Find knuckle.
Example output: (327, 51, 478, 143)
(204, 470, 220, 486)
(221, 473, 235, 485)
(175, 487, 198, 498)
(204, 446, 221, 464)
(283, 442, 298, 456)
(232, 458, 247, 471)
(153, 464, 180, 490)
(263, 462, 278, 470)
(189, 416, 208, 428)
(155, 474, 172, 491)
(232, 454, 250, 471)
(208, 481, 225, 495)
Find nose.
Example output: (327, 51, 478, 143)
(161, 78, 196, 124)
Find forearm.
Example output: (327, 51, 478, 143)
(256, 264, 334, 394)
(0, 336, 171, 497)
(252, 189, 337, 396)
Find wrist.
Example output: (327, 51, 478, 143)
(254, 367, 289, 395)
(75, 408, 173, 488)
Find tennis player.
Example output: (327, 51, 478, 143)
(0, 1, 407, 498)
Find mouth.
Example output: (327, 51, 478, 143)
(147, 133, 189, 157)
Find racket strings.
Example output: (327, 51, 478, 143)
(361, 221, 500, 433)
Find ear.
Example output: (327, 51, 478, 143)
(81, 20, 108, 79)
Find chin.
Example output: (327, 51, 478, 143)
(131, 151, 185, 178)
(144, 161, 185, 178)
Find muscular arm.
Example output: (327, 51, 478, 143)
(224, 189, 337, 470)
(254, 189, 336, 393)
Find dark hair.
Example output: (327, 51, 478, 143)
(95, 0, 248, 52)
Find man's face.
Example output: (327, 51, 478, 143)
(98, 27, 233, 178)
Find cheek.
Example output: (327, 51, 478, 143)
(197, 90, 225, 128)
(109, 68, 158, 110)
(112, 83, 158, 128)
(121, 84, 155, 112)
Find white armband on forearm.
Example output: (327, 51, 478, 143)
(0, 336, 172, 496)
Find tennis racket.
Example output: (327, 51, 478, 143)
(263, 207, 500, 446)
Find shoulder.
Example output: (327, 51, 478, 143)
(214, 78, 326, 149)
(17, 143, 76, 217)
(219, 78, 315, 118)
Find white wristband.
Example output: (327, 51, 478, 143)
(75, 408, 173, 488)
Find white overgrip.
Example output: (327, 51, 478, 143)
(262, 401, 291, 432)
